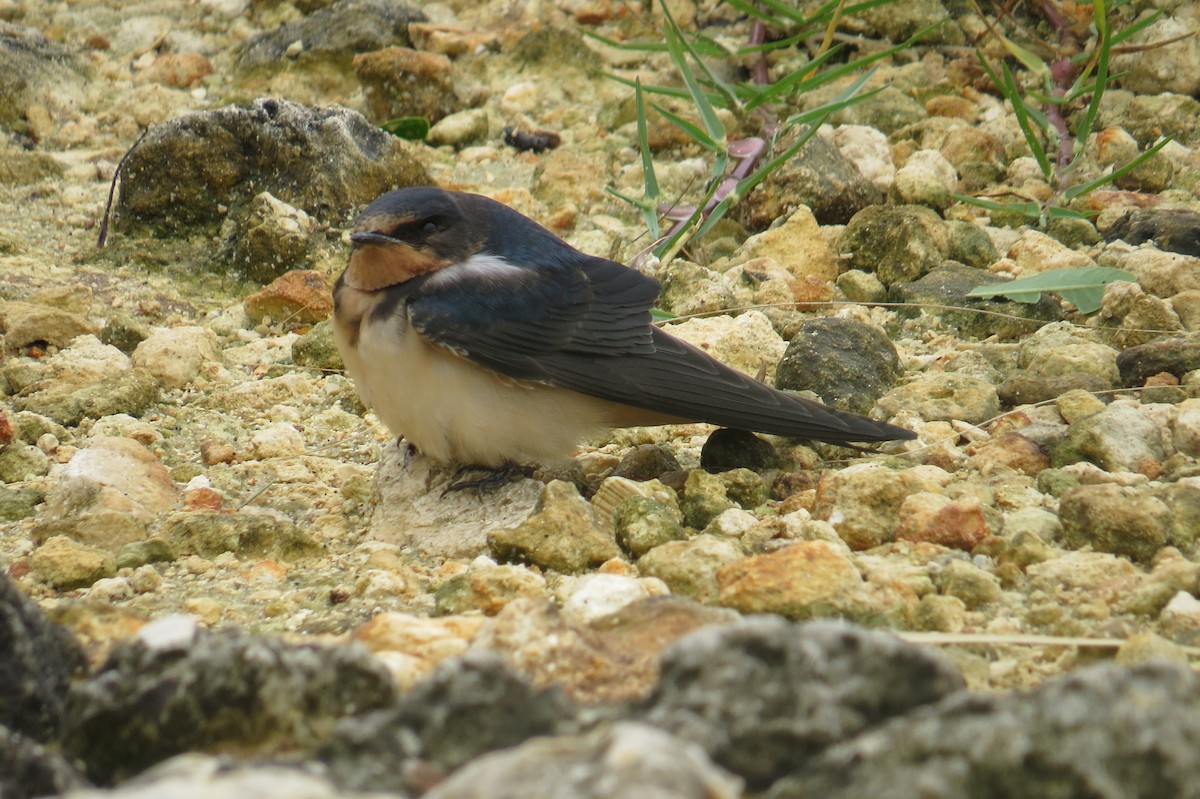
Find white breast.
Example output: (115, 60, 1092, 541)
(333, 290, 619, 467)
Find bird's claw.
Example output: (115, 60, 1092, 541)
(441, 463, 534, 497)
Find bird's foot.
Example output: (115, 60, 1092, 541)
(400, 440, 417, 470)
(441, 463, 535, 497)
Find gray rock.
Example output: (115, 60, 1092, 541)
(746, 133, 882, 227)
(1055, 401, 1166, 475)
(890, 263, 1060, 339)
(62, 619, 398, 784)
(1116, 332, 1200, 386)
(237, 0, 425, 72)
(700, 429, 777, 472)
(634, 618, 964, 789)
(323, 653, 576, 795)
(1105, 208, 1200, 258)
(0, 726, 87, 799)
(57, 754, 395, 799)
(831, 86, 927, 136)
(0, 22, 85, 137)
(423, 722, 741, 799)
(840, 205, 949, 285)
(111, 98, 429, 238)
(0, 571, 87, 741)
(775, 317, 904, 415)
(612, 444, 681, 482)
(220, 192, 317, 283)
(766, 662, 1200, 799)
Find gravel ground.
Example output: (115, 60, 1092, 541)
(3, 0, 1200, 796)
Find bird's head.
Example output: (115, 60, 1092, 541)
(342, 187, 485, 291)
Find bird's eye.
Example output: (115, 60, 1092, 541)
(422, 221, 438, 235)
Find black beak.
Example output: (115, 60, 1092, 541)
(349, 231, 396, 247)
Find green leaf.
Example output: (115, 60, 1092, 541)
(380, 117, 430, 140)
(650, 307, 678, 322)
(966, 266, 1135, 313)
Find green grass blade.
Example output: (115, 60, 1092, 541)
(652, 102, 721, 151)
(661, 1, 727, 145)
(1062, 136, 1173, 201)
(951, 192, 1043, 218)
(605, 73, 725, 105)
(730, 0, 808, 25)
(1075, 0, 1111, 149)
(1108, 8, 1161, 47)
(985, 56, 1053, 181)
(635, 79, 660, 239)
(750, 22, 939, 112)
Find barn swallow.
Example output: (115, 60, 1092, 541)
(332, 187, 916, 470)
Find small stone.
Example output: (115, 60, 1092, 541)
(132, 326, 221, 390)
(163, 509, 321, 561)
(354, 46, 456, 124)
(715, 540, 865, 618)
(614, 496, 685, 558)
(679, 470, 736, 530)
(243, 270, 333, 326)
(291, 319, 344, 372)
(637, 536, 743, 603)
(426, 108, 489, 147)
(1059, 483, 1171, 563)
(31, 535, 117, 589)
(1006, 229, 1095, 273)
(0, 302, 98, 349)
(912, 593, 967, 632)
(0, 442, 50, 483)
(895, 492, 991, 551)
(876, 372, 1000, 425)
(814, 464, 941, 550)
(250, 422, 305, 459)
(199, 439, 237, 465)
(933, 558, 1002, 608)
(1158, 591, 1200, 640)
(462, 563, 548, 616)
(488, 481, 621, 574)
(422, 722, 740, 799)
(135, 52, 213, 88)
(839, 204, 949, 285)
(611, 444, 681, 481)
(100, 311, 151, 353)
(559, 573, 659, 626)
(700, 429, 777, 472)
(1056, 401, 1166, 477)
(776, 317, 904, 415)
